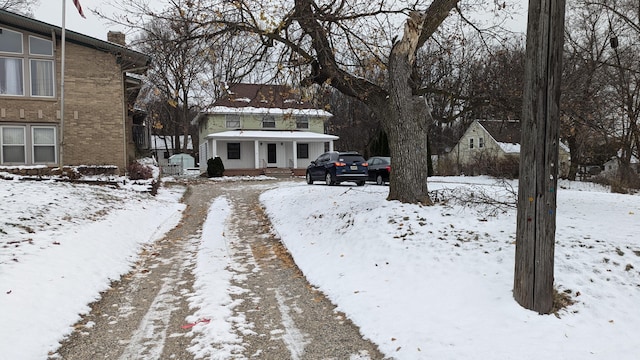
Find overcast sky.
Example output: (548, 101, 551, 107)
(33, 0, 122, 40)
(33, 0, 528, 43)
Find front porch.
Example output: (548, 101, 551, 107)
(222, 167, 306, 178)
(198, 130, 339, 175)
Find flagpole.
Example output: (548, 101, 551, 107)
(60, 0, 66, 169)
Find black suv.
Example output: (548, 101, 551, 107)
(306, 151, 368, 186)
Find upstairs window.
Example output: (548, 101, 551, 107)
(29, 36, 53, 56)
(295, 116, 309, 129)
(0, 57, 24, 96)
(469, 138, 474, 149)
(30, 59, 54, 97)
(262, 115, 276, 128)
(0, 29, 54, 98)
(0, 28, 22, 53)
(225, 114, 240, 128)
(479, 137, 484, 148)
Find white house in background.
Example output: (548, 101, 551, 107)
(192, 83, 337, 176)
(603, 151, 640, 176)
(444, 119, 571, 177)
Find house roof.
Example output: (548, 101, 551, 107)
(201, 83, 332, 117)
(473, 120, 570, 155)
(0, 9, 150, 73)
(477, 120, 520, 144)
(205, 130, 339, 142)
(214, 83, 317, 110)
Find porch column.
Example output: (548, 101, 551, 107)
(211, 139, 218, 157)
(329, 140, 334, 152)
(292, 140, 298, 169)
(254, 140, 260, 169)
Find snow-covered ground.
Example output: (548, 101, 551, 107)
(1, 174, 639, 359)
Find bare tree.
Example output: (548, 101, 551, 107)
(200, 0, 517, 204)
(561, 3, 616, 179)
(132, 2, 216, 155)
(581, 0, 640, 188)
(0, 0, 39, 16)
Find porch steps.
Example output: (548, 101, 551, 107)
(262, 168, 294, 178)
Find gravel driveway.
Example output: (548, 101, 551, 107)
(50, 179, 386, 360)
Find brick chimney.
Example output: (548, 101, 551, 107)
(107, 31, 126, 46)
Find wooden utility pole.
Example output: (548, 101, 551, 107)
(514, 0, 566, 314)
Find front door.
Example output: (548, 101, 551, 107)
(267, 143, 277, 166)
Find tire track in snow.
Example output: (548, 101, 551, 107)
(119, 245, 192, 360)
(274, 288, 309, 359)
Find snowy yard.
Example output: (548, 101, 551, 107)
(1, 175, 639, 359)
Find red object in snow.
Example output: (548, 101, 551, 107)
(181, 318, 211, 329)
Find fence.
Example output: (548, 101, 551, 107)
(161, 163, 183, 176)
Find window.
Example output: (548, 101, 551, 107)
(295, 116, 309, 129)
(30, 59, 54, 97)
(225, 114, 240, 128)
(262, 115, 276, 128)
(1, 125, 57, 165)
(479, 137, 484, 148)
(32, 126, 56, 163)
(227, 143, 241, 159)
(0, 28, 23, 53)
(0, 57, 24, 95)
(297, 143, 309, 159)
(0, 29, 54, 98)
(29, 36, 53, 56)
(1, 126, 26, 163)
(469, 138, 474, 149)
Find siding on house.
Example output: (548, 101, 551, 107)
(447, 120, 519, 166)
(0, 9, 149, 174)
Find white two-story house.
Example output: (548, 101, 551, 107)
(192, 83, 337, 176)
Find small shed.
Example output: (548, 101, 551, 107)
(169, 153, 196, 168)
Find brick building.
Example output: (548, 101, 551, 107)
(0, 9, 150, 175)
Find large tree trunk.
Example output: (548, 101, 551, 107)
(382, 87, 432, 204)
(379, 12, 433, 205)
(566, 134, 579, 181)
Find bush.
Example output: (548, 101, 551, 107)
(127, 161, 153, 180)
(207, 157, 225, 178)
(461, 153, 519, 179)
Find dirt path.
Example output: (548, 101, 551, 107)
(51, 180, 386, 360)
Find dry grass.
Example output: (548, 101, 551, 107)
(552, 288, 577, 317)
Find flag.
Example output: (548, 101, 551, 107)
(73, 0, 86, 18)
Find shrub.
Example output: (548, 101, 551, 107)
(207, 157, 225, 178)
(127, 161, 153, 180)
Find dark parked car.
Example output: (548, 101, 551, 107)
(367, 156, 391, 185)
(306, 151, 368, 186)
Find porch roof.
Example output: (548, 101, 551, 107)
(205, 130, 338, 142)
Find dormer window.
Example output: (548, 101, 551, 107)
(262, 115, 276, 128)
